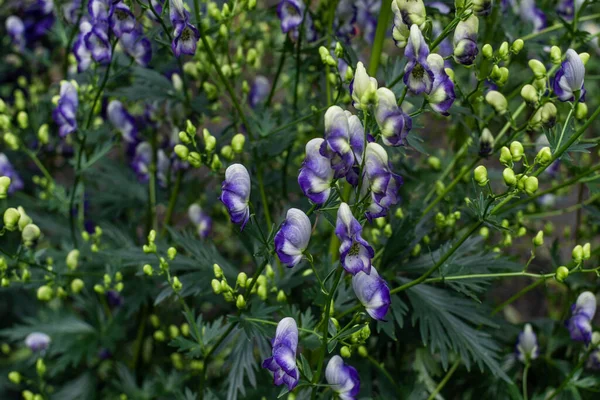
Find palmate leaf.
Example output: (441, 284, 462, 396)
(225, 332, 261, 400)
(405, 282, 509, 381)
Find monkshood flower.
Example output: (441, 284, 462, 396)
(262, 317, 299, 391)
(352, 266, 391, 320)
(6, 16, 25, 50)
(519, 0, 547, 33)
(326, 356, 360, 400)
(320, 106, 354, 180)
(364, 143, 403, 220)
(393, 0, 427, 27)
(131, 142, 169, 187)
(298, 138, 334, 205)
(109, 1, 136, 37)
(63, 0, 82, 24)
(220, 164, 251, 230)
(107, 100, 138, 143)
(23, 0, 55, 43)
(277, 0, 305, 34)
(391, 0, 409, 48)
(557, 0, 575, 20)
(404, 25, 434, 94)
(356, 0, 379, 43)
(169, 0, 200, 57)
(426, 53, 456, 115)
(553, 49, 586, 102)
(472, 0, 492, 16)
(0, 154, 24, 194)
(107, 290, 124, 308)
(74, 20, 93, 72)
(120, 26, 152, 67)
(335, 202, 374, 275)
(567, 291, 597, 344)
(25, 332, 51, 352)
(53, 81, 79, 138)
(516, 323, 539, 363)
(188, 204, 212, 239)
(453, 14, 479, 66)
(375, 88, 412, 146)
(85, 21, 112, 64)
(351, 62, 378, 110)
(345, 111, 366, 185)
(89, 0, 111, 22)
(335, 0, 358, 41)
(248, 76, 270, 108)
(275, 208, 311, 267)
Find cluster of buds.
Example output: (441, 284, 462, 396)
(142, 231, 182, 293)
(175, 121, 224, 172)
(435, 211, 462, 230)
(220, 133, 245, 161)
(211, 263, 245, 308)
(483, 40, 523, 87)
(31, 174, 54, 201)
(94, 271, 124, 296)
(82, 226, 103, 252)
(3, 206, 41, 247)
(150, 313, 191, 345)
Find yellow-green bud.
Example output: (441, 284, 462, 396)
(37, 285, 53, 301)
(411, 243, 421, 257)
(509, 141, 524, 162)
(276, 290, 287, 302)
(383, 224, 392, 237)
(179, 130, 191, 144)
(23, 391, 34, 400)
(187, 151, 202, 168)
(550, 46, 562, 64)
(485, 91, 508, 114)
(22, 268, 31, 282)
(37, 124, 49, 144)
(203, 82, 217, 99)
(181, 323, 190, 336)
(556, 266, 569, 282)
(143, 264, 153, 276)
(435, 212, 445, 228)
(572, 245, 583, 262)
(150, 314, 160, 327)
(94, 284, 105, 294)
(503, 168, 517, 186)
(17, 111, 28, 129)
(517, 227, 527, 237)
(171, 73, 183, 92)
(66, 249, 80, 270)
(266, 263, 275, 279)
(248, 0, 256, 9)
(490, 64, 502, 81)
(169, 324, 180, 338)
(498, 41, 509, 59)
(335, 42, 344, 58)
(174, 144, 189, 160)
(246, 48, 258, 65)
(205, 135, 216, 152)
(427, 156, 441, 170)
(257, 284, 267, 300)
(528, 59, 546, 78)
(1, 278, 9, 287)
(340, 346, 351, 358)
(213, 263, 223, 279)
(234, 273, 247, 288)
(0, 176, 11, 199)
(535, 147, 552, 166)
(520, 84, 538, 104)
(474, 165, 489, 186)
(172, 276, 182, 292)
(4, 132, 19, 150)
(533, 77, 546, 91)
(479, 226, 490, 239)
(218, 24, 228, 38)
(167, 247, 177, 260)
(210, 154, 222, 171)
(345, 66, 354, 82)
(541, 102, 557, 126)
(231, 133, 245, 153)
(17, 207, 31, 231)
(36, 359, 46, 376)
(524, 176, 538, 196)
(220, 145, 234, 160)
(211, 279, 221, 294)
(3, 208, 20, 231)
(583, 243, 591, 260)
(154, 330, 166, 342)
(579, 52, 590, 65)
(533, 231, 544, 247)
(511, 39, 524, 54)
(71, 278, 84, 294)
(576, 102, 588, 120)
(482, 44, 493, 59)
(236, 294, 246, 309)
(9, 371, 21, 384)
(22, 224, 41, 246)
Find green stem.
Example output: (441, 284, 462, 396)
(266, 38, 289, 107)
(161, 169, 183, 236)
(548, 347, 595, 399)
(244, 317, 321, 337)
(367, 355, 401, 391)
(519, 12, 600, 42)
(368, 0, 392, 76)
(555, 100, 577, 151)
(492, 279, 545, 316)
(523, 364, 530, 400)
(23, 149, 53, 185)
(526, 193, 600, 219)
(149, 133, 158, 232)
(62, 0, 86, 77)
(427, 359, 461, 400)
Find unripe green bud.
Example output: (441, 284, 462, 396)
(583, 243, 591, 260)
(266, 264, 275, 278)
(490, 64, 502, 81)
(211, 279, 221, 294)
(550, 46, 562, 64)
(335, 42, 344, 58)
(37, 285, 53, 301)
(576, 102, 588, 120)
(345, 66, 354, 82)
(210, 154, 222, 171)
(428, 156, 441, 170)
(143, 264, 153, 276)
(533, 231, 544, 247)
(22, 224, 41, 246)
(154, 330, 166, 342)
(276, 290, 287, 302)
(36, 359, 46, 376)
(474, 165, 489, 186)
(17, 111, 28, 129)
(203, 82, 218, 100)
(187, 151, 202, 168)
(181, 323, 190, 336)
(4, 132, 19, 150)
(171, 73, 183, 92)
(482, 44, 493, 59)
(218, 24, 228, 38)
(23, 390, 34, 400)
(535, 147, 552, 166)
(572, 245, 583, 262)
(556, 266, 569, 282)
(509, 141, 524, 161)
(528, 59, 546, 78)
(9, 371, 21, 384)
(167, 247, 177, 260)
(213, 263, 223, 279)
(435, 212, 445, 228)
(0, 176, 11, 199)
(236, 294, 246, 309)
(503, 168, 517, 186)
(205, 135, 216, 152)
(524, 176, 538, 196)
(520, 84, 538, 104)
(1, 278, 9, 287)
(172, 276, 182, 291)
(174, 144, 189, 160)
(541, 102, 557, 126)
(498, 41, 509, 59)
(169, 324, 180, 339)
(17, 207, 31, 231)
(71, 278, 84, 293)
(3, 208, 20, 231)
(479, 226, 490, 239)
(246, 48, 258, 65)
(220, 145, 234, 160)
(257, 284, 267, 300)
(179, 131, 191, 144)
(248, 0, 256, 9)
(66, 249, 80, 270)
(236, 272, 247, 287)
(340, 346, 351, 358)
(37, 124, 49, 144)
(94, 284, 105, 294)
(511, 39, 524, 53)
(517, 227, 526, 237)
(485, 91, 508, 115)
(579, 52, 590, 65)
(533, 77, 546, 91)
(411, 243, 421, 256)
(231, 133, 246, 153)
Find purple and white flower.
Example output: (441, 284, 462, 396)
(404, 25, 434, 94)
(277, 0, 304, 33)
(131, 142, 169, 187)
(84, 21, 112, 64)
(335, 0, 358, 41)
(375, 88, 412, 146)
(345, 111, 366, 185)
(220, 164, 251, 230)
(109, 2, 136, 37)
(0, 154, 24, 194)
(453, 14, 479, 66)
(262, 317, 300, 391)
(352, 266, 391, 320)
(188, 204, 212, 239)
(567, 291, 596, 344)
(275, 208, 311, 267)
(53, 81, 79, 138)
(298, 138, 334, 205)
(391, 0, 409, 48)
(74, 20, 93, 72)
(169, 0, 200, 57)
(364, 143, 403, 220)
(516, 323, 539, 363)
(356, 0, 379, 43)
(320, 106, 354, 180)
(393, 0, 427, 27)
(89, 0, 111, 22)
(63, 0, 82, 24)
(120, 25, 152, 67)
(6, 16, 25, 50)
(25, 332, 51, 352)
(325, 355, 360, 400)
(248, 76, 270, 108)
(107, 100, 138, 143)
(519, 0, 547, 33)
(426, 53, 455, 115)
(335, 202, 374, 275)
(351, 61, 378, 110)
(553, 49, 586, 102)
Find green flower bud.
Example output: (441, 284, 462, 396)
(503, 168, 517, 186)
(187, 151, 202, 168)
(498, 41, 509, 59)
(502, 233, 513, 246)
(383, 224, 392, 237)
(556, 266, 569, 282)
(205, 135, 216, 152)
(549, 46, 562, 64)
(174, 144, 189, 160)
(335, 42, 344, 58)
(22, 224, 41, 247)
(154, 330, 166, 342)
(572, 245, 583, 262)
(435, 212, 446, 228)
(231, 133, 245, 153)
(509, 141, 524, 161)
(94, 284, 105, 294)
(150, 314, 160, 327)
(210, 154, 222, 171)
(511, 39, 524, 54)
(171, 73, 183, 92)
(23, 390, 34, 400)
(257, 284, 268, 300)
(524, 176, 538, 196)
(357, 345, 368, 357)
(474, 165, 489, 186)
(246, 48, 258, 65)
(340, 346, 351, 358)
(71, 278, 84, 294)
(37, 285, 53, 301)
(179, 131, 191, 144)
(541, 102, 557, 126)
(579, 52, 590, 65)
(3, 208, 20, 231)
(181, 323, 190, 337)
(213, 264, 224, 279)
(490, 64, 502, 81)
(533, 231, 544, 247)
(482, 44, 493, 59)
(203, 82, 218, 100)
(17, 207, 31, 231)
(169, 324, 180, 338)
(576, 102, 588, 120)
(4, 132, 19, 150)
(520, 84, 538, 104)
(9, 371, 21, 384)
(276, 290, 287, 302)
(516, 227, 526, 237)
(427, 156, 441, 170)
(36, 359, 46, 376)
(236, 294, 246, 309)
(37, 124, 49, 144)
(17, 111, 28, 129)
(1, 278, 9, 287)
(172, 276, 182, 292)
(375, 217, 386, 228)
(583, 243, 591, 260)
(257, 275, 267, 286)
(22, 268, 31, 282)
(485, 91, 508, 115)
(220, 145, 234, 160)
(411, 243, 421, 257)
(535, 147, 552, 166)
(533, 77, 546, 91)
(143, 264, 153, 276)
(211, 279, 221, 294)
(479, 226, 490, 239)
(0, 176, 11, 199)
(218, 24, 228, 38)
(167, 247, 177, 260)
(66, 249, 80, 270)
(528, 59, 546, 79)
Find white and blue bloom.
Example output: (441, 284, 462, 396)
(320, 106, 354, 180)
(345, 111, 366, 186)
(109, 1, 136, 37)
(393, 0, 427, 27)
(453, 14, 479, 66)
(0, 154, 24, 194)
(262, 317, 300, 391)
(248, 76, 270, 108)
(404, 24, 434, 94)
(325, 355, 361, 400)
(391, 0, 410, 48)
(169, 0, 200, 57)
(364, 143, 403, 220)
(375, 88, 412, 146)
(350, 61, 378, 111)
(426, 53, 456, 115)
(89, 0, 111, 21)
(519, 0, 547, 33)
(6, 16, 25, 50)
(120, 25, 153, 67)
(567, 291, 596, 344)
(335, 202, 374, 275)
(53, 81, 79, 138)
(352, 266, 391, 321)
(188, 203, 212, 239)
(516, 323, 539, 363)
(74, 20, 93, 72)
(298, 138, 334, 206)
(275, 208, 311, 267)
(25, 332, 51, 352)
(553, 49, 586, 102)
(335, 0, 357, 41)
(131, 142, 169, 187)
(84, 20, 112, 64)
(277, 0, 317, 41)
(220, 163, 251, 230)
(108, 100, 138, 143)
